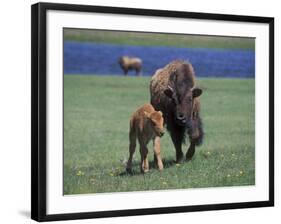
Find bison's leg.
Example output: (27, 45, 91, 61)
(135, 67, 141, 76)
(186, 116, 204, 160)
(124, 69, 128, 76)
(122, 67, 128, 76)
(126, 128, 136, 173)
(186, 141, 196, 161)
(168, 121, 185, 163)
(153, 136, 163, 171)
(139, 143, 149, 173)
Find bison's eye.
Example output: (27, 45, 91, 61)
(171, 96, 178, 105)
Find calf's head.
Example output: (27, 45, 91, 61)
(144, 111, 165, 137)
(164, 69, 202, 128)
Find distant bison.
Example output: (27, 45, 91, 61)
(150, 60, 203, 163)
(118, 56, 142, 76)
(126, 104, 165, 173)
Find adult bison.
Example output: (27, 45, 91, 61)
(118, 56, 142, 76)
(150, 60, 203, 163)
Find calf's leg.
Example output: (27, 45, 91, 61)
(153, 137, 163, 170)
(139, 142, 149, 173)
(126, 128, 136, 173)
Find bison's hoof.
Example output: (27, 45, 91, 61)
(126, 167, 133, 174)
(174, 157, 184, 164)
(186, 148, 195, 161)
(186, 154, 195, 161)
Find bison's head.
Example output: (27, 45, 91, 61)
(144, 110, 165, 137)
(165, 86, 202, 128)
(163, 63, 202, 128)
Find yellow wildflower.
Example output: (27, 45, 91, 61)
(76, 170, 84, 176)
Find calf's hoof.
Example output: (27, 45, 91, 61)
(141, 168, 149, 173)
(158, 167, 164, 171)
(158, 163, 164, 171)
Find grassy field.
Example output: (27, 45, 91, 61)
(64, 29, 255, 49)
(63, 75, 255, 195)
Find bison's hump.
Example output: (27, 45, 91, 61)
(150, 60, 196, 112)
(150, 60, 195, 94)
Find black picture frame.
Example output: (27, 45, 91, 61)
(31, 2, 274, 222)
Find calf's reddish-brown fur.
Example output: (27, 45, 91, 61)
(126, 104, 165, 173)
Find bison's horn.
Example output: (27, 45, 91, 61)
(167, 85, 173, 92)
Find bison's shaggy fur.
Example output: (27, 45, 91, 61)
(126, 104, 165, 173)
(150, 60, 203, 162)
(119, 56, 142, 76)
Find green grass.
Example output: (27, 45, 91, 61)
(64, 75, 255, 195)
(64, 29, 255, 49)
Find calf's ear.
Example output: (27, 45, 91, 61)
(192, 88, 202, 98)
(164, 85, 174, 98)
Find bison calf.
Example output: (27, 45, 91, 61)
(119, 56, 142, 76)
(126, 104, 165, 173)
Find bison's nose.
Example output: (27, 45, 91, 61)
(177, 113, 186, 123)
(177, 113, 185, 120)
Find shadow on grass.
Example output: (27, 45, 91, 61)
(64, 155, 189, 178)
(118, 158, 177, 176)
